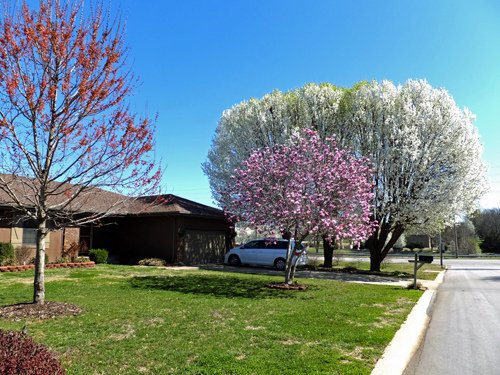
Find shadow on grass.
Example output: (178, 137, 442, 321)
(129, 274, 300, 299)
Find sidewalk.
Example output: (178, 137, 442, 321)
(371, 269, 446, 375)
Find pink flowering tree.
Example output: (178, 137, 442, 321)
(223, 129, 376, 284)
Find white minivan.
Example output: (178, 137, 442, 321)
(224, 239, 308, 270)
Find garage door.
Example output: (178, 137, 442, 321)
(184, 230, 227, 264)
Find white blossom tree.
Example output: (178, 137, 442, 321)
(346, 80, 485, 270)
(204, 80, 486, 271)
(203, 84, 344, 206)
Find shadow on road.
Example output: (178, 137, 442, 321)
(481, 276, 500, 282)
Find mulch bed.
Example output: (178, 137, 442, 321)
(0, 302, 82, 321)
(265, 282, 307, 290)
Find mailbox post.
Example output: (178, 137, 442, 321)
(409, 253, 434, 289)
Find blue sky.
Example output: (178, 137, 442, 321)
(115, 0, 500, 208)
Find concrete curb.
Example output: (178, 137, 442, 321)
(371, 269, 446, 375)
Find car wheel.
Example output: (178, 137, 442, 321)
(274, 258, 286, 271)
(228, 255, 241, 266)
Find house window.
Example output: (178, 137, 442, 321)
(22, 227, 37, 247)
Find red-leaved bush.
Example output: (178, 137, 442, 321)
(0, 330, 65, 375)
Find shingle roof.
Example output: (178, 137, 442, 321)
(134, 194, 225, 218)
(0, 175, 225, 219)
(0, 174, 129, 215)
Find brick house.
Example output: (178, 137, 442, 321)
(0, 177, 233, 264)
(0, 216, 81, 263)
(90, 195, 234, 264)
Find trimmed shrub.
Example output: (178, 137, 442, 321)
(0, 330, 65, 374)
(75, 256, 91, 263)
(89, 248, 108, 264)
(138, 258, 166, 267)
(0, 242, 15, 266)
(406, 242, 424, 250)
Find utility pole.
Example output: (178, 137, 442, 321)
(439, 232, 443, 268)
(454, 222, 459, 259)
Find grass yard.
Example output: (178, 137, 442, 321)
(0, 265, 422, 374)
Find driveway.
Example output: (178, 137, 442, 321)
(404, 259, 500, 375)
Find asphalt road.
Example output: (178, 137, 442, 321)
(404, 259, 500, 375)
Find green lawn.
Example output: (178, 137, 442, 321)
(0, 265, 422, 374)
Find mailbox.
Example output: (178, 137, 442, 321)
(408, 253, 433, 289)
(418, 255, 433, 263)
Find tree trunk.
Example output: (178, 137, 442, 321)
(367, 223, 405, 272)
(369, 249, 382, 272)
(284, 239, 293, 284)
(323, 235, 334, 268)
(285, 238, 304, 284)
(285, 264, 293, 284)
(289, 255, 299, 283)
(284, 234, 307, 284)
(33, 220, 48, 304)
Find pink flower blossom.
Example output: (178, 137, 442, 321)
(222, 129, 377, 244)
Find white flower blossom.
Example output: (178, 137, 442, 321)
(204, 80, 486, 270)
